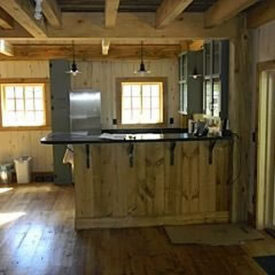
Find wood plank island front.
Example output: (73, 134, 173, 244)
(42, 134, 233, 229)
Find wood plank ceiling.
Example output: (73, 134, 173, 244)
(0, 0, 268, 60)
(57, 0, 217, 12)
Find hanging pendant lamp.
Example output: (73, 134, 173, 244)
(190, 67, 202, 79)
(134, 41, 151, 76)
(189, 50, 202, 79)
(66, 41, 81, 76)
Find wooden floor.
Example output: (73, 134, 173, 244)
(0, 184, 274, 275)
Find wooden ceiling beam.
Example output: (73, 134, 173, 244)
(105, 0, 120, 28)
(45, 12, 238, 40)
(0, 0, 47, 38)
(0, 44, 183, 60)
(156, 0, 194, 28)
(42, 0, 62, 28)
(205, 0, 257, 28)
(0, 8, 14, 30)
(102, 39, 110, 55)
(247, 0, 275, 29)
(0, 40, 14, 56)
(0, 12, 239, 41)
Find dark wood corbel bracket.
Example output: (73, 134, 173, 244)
(208, 140, 217, 165)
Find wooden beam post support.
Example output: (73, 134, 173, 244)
(0, 8, 14, 30)
(42, 0, 62, 28)
(0, 40, 14, 56)
(188, 40, 204, 51)
(102, 39, 110, 55)
(205, 0, 257, 28)
(105, 0, 120, 28)
(247, 0, 275, 29)
(0, 0, 47, 38)
(156, 0, 194, 28)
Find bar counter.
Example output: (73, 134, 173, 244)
(41, 131, 233, 230)
(41, 131, 231, 144)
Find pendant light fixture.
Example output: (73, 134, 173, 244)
(190, 67, 202, 79)
(66, 41, 81, 76)
(189, 51, 202, 79)
(134, 41, 151, 76)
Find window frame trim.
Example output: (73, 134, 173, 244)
(0, 78, 51, 131)
(116, 77, 168, 128)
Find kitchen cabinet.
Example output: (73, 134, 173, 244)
(178, 51, 203, 115)
(50, 60, 72, 185)
(203, 40, 229, 118)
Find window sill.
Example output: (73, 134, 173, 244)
(0, 126, 51, 131)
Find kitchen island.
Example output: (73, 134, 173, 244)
(41, 132, 233, 229)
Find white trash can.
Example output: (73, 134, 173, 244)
(14, 156, 32, 184)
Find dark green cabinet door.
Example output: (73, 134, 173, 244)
(50, 60, 72, 185)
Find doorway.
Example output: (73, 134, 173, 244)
(257, 69, 275, 230)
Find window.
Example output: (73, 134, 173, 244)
(205, 80, 212, 116)
(179, 82, 187, 114)
(213, 79, 221, 117)
(179, 53, 187, 114)
(0, 83, 46, 127)
(203, 40, 229, 118)
(117, 78, 166, 126)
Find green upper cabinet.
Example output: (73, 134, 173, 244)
(203, 40, 229, 118)
(178, 51, 203, 115)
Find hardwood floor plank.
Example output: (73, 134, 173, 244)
(0, 183, 270, 274)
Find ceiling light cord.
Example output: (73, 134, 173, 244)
(72, 40, 76, 63)
(66, 40, 81, 76)
(134, 41, 151, 75)
(141, 41, 144, 64)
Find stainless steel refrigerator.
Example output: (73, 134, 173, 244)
(70, 90, 101, 135)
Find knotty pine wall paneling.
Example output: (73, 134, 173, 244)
(0, 61, 53, 172)
(246, 20, 275, 219)
(74, 140, 233, 229)
(71, 59, 180, 129)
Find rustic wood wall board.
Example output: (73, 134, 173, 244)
(71, 60, 181, 129)
(0, 61, 53, 172)
(74, 140, 232, 229)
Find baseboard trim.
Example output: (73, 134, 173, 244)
(11, 171, 54, 183)
(32, 172, 54, 182)
(75, 211, 229, 230)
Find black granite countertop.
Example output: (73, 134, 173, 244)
(41, 131, 232, 145)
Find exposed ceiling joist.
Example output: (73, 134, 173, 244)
(42, 0, 62, 28)
(45, 12, 238, 41)
(156, 0, 194, 28)
(105, 0, 120, 28)
(0, 0, 47, 38)
(0, 11, 239, 42)
(102, 39, 110, 55)
(0, 40, 14, 56)
(0, 8, 14, 30)
(205, 0, 257, 28)
(247, 0, 275, 29)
